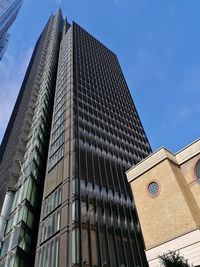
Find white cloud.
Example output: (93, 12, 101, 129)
(0, 47, 33, 143)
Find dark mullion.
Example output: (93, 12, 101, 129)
(102, 199, 112, 267)
(91, 151, 96, 190)
(109, 201, 120, 266)
(125, 208, 137, 267)
(116, 203, 128, 267)
(95, 149, 103, 267)
(102, 152, 113, 267)
(107, 160, 115, 193)
(128, 206, 145, 266)
(89, 150, 96, 267)
(88, 216, 93, 267)
(113, 162, 120, 195)
(121, 205, 136, 267)
(97, 154, 103, 190)
(120, 164, 129, 197)
(95, 199, 102, 267)
(115, 164, 123, 199)
(108, 152, 123, 267)
(102, 157, 109, 192)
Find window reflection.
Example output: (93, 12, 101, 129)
(42, 187, 62, 218)
(72, 228, 79, 264)
(36, 237, 60, 267)
(40, 209, 61, 243)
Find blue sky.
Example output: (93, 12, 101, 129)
(0, 0, 200, 153)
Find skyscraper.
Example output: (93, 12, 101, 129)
(0, 9, 63, 267)
(0, 0, 23, 60)
(0, 10, 152, 267)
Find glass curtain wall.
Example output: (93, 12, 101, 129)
(35, 15, 151, 267)
(0, 10, 63, 267)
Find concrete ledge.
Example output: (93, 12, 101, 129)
(126, 138, 200, 183)
(176, 139, 200, 165)
(146, 228, 200, 267)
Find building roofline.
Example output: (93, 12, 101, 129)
(126, 138, 200, 183)
(126, 147, 177, 183)
(126, 146, 174, 174)
(176, 138, 200, 155)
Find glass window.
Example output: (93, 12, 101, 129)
(148, 182, 159, 196)
(12, 177, 37, 211)
(42, 187, 62, 218)
(51, 240, 55, 267)
(0, 228, 20, 257)
(27, 178, 33, 200)
(31, 161, 39, 179)
(42, 242, 47, 267)
(41, 210, 61, 242)
(72, 228, 79, 264)
(55, 238, 59, 267)
(27, 211, 34, 228)
(22, 206, 28, 223)
(18, 229, 31, 253)
(46, 244, 50, 267)
(12, 189, 19, 212)
(21, 179, 28, 202)
(56, 212, 60, 232)
(72, 200, 79, 223)
(35, 251, 41, 267)
(30, 182, 37, 206)
(195, 160, 200, 182)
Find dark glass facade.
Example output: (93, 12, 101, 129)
(35, 20, 151, 267)
(0, 10, 63, 267)
(0, 10, 151, 267)
(0, 0, 23, 60)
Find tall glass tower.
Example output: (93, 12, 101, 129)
(0, 0, 23, 60)
(0, 10, 152, 267)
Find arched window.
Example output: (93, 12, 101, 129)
(195, 160, 200, 182)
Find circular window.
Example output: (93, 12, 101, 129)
(195, 160, 200, 182)
(148, 182, 159, 196)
